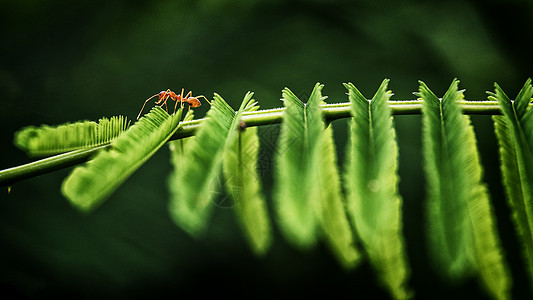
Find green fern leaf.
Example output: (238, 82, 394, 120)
(344, 80, 411, 299)
(492, 79, 533, 289)
(273, 84, 325, 248)
(305, 84, 360, 268)
(275, 83, 359, 268)
(14, 116, 130, 156)
(168, 93, 250, 236)
(315, 124, 361, 269)
(420, 80, 474, 279)
(62, 107, 183, 212)
(420, 80, 510, 298)
(222, 97, 272, 256)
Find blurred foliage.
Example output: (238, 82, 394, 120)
(1, 0, 532, 298)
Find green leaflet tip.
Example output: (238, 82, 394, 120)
(311, 82, 324, 96)
(344, 82, 365, 100)
(244, 96, 260, 112)
(375, 79, 391, 98)
(418, 79, 463, 97)
(281, 88, 304, 106)
(213, 93, 224, 103)
(183, 109, 195, 121)
(309, 83, 326, 104)
(238, 91, 255, 111)
(442, 80, 465, 103)
(244, 91, 255, 102)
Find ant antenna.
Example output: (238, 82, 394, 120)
(196, 95, 211, 105)
(137, 93, 160, 120)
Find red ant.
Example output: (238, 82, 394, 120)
(137, 88, 211, 119)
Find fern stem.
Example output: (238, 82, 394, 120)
(0, 100, 526, 187)
(0, 145, 108, 187)
(173, 100, 507, 140)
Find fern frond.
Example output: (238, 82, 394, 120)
(344, 80, 411, 299)
(168, 93, 250, 237)
(492, 79, 533, 289)
(420, 80, 510, 298)
(273, 85, 320, 247)
(14, 116, 130, 156)
(61, 107, 182, 212)
(419, 79, 474, 279)
(222, 96, 272, 255)
(274, 83, 359, 267)
(273, 84, 326, 248)
(315, 124, 361, 269)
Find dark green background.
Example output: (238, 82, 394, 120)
(1, 0, 532, 298)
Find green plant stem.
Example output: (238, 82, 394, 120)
(176, 101, 504, 138)
(0, 100, 525, 187)
(0, 145, 108, 187)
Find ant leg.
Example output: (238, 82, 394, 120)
(179, 89, 187, 112)
(174, 90, 191, 113)
(163, 92, 175, 114)
(172, 89, 183, 114)
(156, 89, 173, 111)
(183, 91, 192, 104)
(181, 89, 187, 109)
(137, 94, 159, 120)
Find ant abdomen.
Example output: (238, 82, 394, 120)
(188, 98, 201, 108)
